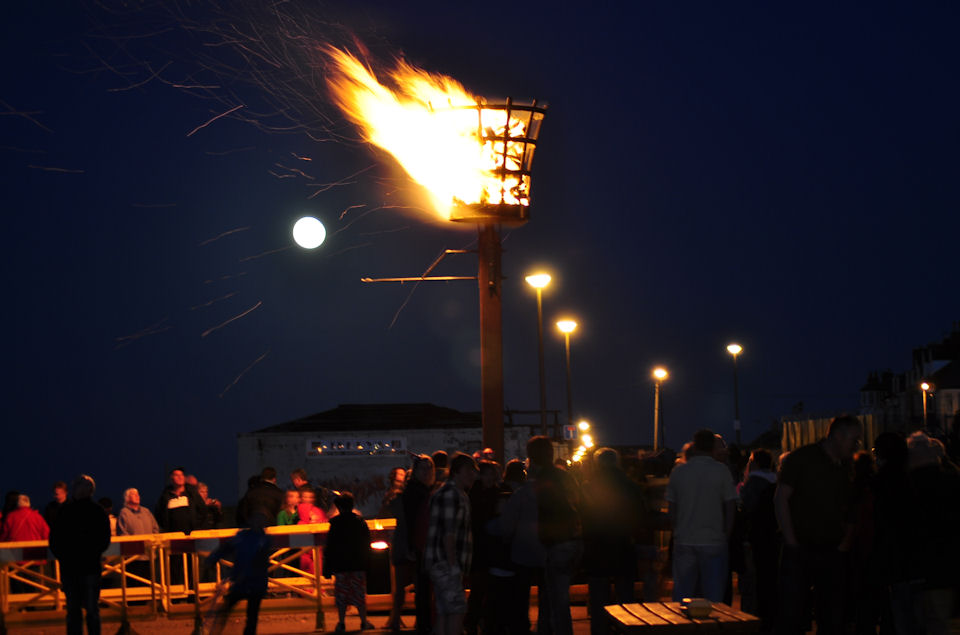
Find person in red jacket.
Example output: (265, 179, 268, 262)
(0, 494, 49, 542)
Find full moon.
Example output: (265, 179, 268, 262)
(292, 216, 326, 249)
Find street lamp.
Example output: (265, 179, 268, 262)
(556, 319, 578, 437)
(652, 367, 668, 452)
(920, 381, 932, 429)
(726, 343, 743, 445)
(525, 273, 552, 435)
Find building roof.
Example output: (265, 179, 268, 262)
(930, 361, 960, 390)
(249, 403, 481, 434)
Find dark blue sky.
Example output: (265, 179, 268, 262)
(2, 2, 958, 506)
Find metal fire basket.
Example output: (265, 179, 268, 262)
(448, 98, 546, 225)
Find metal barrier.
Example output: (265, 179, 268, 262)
(0, 518, 396, 633)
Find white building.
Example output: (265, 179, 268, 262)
(237, 403, 537, 517)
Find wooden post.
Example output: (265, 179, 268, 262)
(477, 224, 504, 463)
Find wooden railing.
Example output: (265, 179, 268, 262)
(0, 519, 395, 633)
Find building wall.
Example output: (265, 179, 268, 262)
(238, 426, 534, 517)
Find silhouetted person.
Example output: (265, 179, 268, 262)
(378, 467, 407, 519)
(465, 460, 505, 635)
(492, 436, 582, 635)
(433, 450, 449, 483)
(503, 459, 526, 492)
(775, 415, 861, 635)
(238, 466, 284, 527)
(868, 432, 910, 635)
(425, 453, 478, 635)
(582, 448, 642, 635)
(155, 467, 204, 533)
(207, 512, 272, 635)
(848, 449, 877, 633)
(904, 431, 960, 635)
(739, 449, 779, 631)
(324, 492, 375, 632)
(49, 475, 111, 635)
(667, 429, 737, 602)
(43, 481, 68, 527)
(401, 454, 436, 635)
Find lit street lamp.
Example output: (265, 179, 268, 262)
(525, 273, 552, 435)
(556, 319, 578, 438)
(920, 381, 932, 429)
(726, 343, 743, 445)
(652, 367, 668, 452)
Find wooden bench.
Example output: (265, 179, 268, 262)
(605, 602, 760, 634)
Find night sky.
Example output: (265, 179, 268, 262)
(3, 2, 958, 507)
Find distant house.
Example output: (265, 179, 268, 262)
(929, 360, 960, 436)
(859, 323, 960, 435)
(237, 403, 537, 516)
(782, 322, 960, 453)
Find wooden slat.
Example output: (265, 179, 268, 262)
(621, 603, 672, 626)
(709, 603, 761, 631)
(640, 602, 690, 625)
(605, 604, 647, 632)
(606, 603, 682, 634)
(640, 603, 698, 632)
(606, 602, 760, 634)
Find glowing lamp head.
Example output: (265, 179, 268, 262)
(525, 273, 552, 289)
(920, 382, 931, 392)
(293, 216, 326, 249)
(370, 541, 389, 550)
(582, 434, 594, 448)
(726, 343, 743, 356)
(577, 420, 590, 431)
(556, 319, 577, 334)
(653, 367, 668, 381)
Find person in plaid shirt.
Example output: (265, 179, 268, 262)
(425, 452, 479, 635)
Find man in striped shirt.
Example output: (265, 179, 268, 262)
(425, 453, 479, 635)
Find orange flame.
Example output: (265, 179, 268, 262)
(325, 47, 534, 221)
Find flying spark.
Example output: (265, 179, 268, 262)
(186, 104, 244, 137)
(219, 349, 270, 398)
(198, 226, 251, 246)
(27, 165, 85, 174)
(114, 318, 173, 349)
(238, 246, 292, 262)
(189, 292, 238, 311)
(201, 300, 263, 338)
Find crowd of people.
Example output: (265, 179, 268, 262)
(2, 420, 959, 635)
(667, 416, 960, 635)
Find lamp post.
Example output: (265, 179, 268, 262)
(525, 273, 552, 436)
(652, 367, 668, 452)
(726, 343, 743, 445)
(920, 381, 932, 429)
(556, 319, 578, 439)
